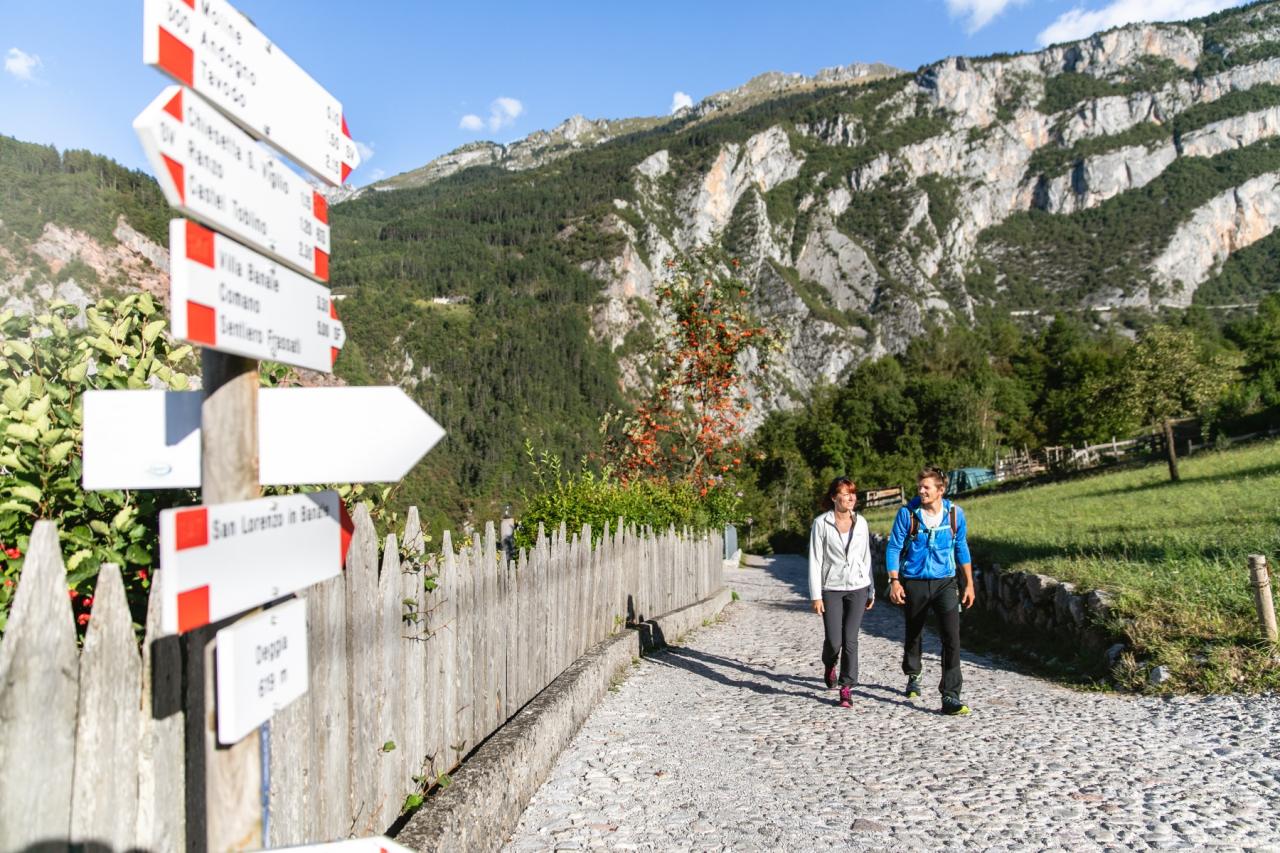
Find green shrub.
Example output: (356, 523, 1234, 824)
(513, 443, 738, 552)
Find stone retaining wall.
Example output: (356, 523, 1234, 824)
(871, 535, 1122, 663)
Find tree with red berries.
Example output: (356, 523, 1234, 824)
(608, 250, 775, 493)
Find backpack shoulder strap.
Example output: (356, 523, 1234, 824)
(949, 504, 957, 537)
(907, 509, 919, 539)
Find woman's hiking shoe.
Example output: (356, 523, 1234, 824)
(824, 666, 837, 689)
(839, 686, 853, 708)
(941, 697, 971, 716)
(905, 675, 922, 699)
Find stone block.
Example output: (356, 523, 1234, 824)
(1053, 582, 1078, 623)
(1086, 589, 1114, 621)
(1026, 573, 1059, 604)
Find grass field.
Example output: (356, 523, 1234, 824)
(862, 438, 1280, 693)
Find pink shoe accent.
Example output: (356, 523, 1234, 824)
(839, 686, 852, 708)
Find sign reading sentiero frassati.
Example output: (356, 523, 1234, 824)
(142, 0, 360, 186)
(169, 219, 345, 371)
(159, 490, 345, 635)
(134, 86, 332, 281)
(215, 597, 308, 744)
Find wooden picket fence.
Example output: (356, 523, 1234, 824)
(0, 507, 724, 851)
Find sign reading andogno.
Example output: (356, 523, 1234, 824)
(134, 86, 332, 281)
(169, 219, 345, 371)
(215, 597, 309, 744)
(143, 0, 360, 185)
(159, 490, 344, 634)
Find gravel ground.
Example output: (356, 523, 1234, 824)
(503, 555, 1280, 852)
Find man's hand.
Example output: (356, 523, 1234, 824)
(888, 580, 906, 606)
(961, 585, 976, 609)
(812, 599, 824, 615)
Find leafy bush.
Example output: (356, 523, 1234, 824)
(0, 294, 196, 633)
(512, 443, 739, 552)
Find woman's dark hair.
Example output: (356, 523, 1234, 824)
(821, 476, 858, 510)
(917, 466, 948, 488)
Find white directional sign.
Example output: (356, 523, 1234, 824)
(143, 0, 360, 185)
(160, 491, 343, 634)
(215, 598, 309, 744)
(169, 219, 345, 371)
(134, 86, 332, 281)
(82, 387, 446, 489)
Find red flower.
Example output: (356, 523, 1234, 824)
(82, 596, 94, 609)
(3, 579, 12, 588)
(136, 568, 149, 582)
(77, 613, 90, 626)
(68, 588, 79, 599)
(3, 547, 20, 560)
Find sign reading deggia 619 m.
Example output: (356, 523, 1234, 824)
(134, 86, 332, 282)
(170, 219, 345, 372)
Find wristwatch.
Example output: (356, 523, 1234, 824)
(887, 577, 900, 584)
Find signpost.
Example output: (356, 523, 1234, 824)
(142, 0, 360, 185)
(82, 387, 446, 489)
(169, 219, 345, 371)
(215, 598, 309, 744)
(134, 86, 333, 281)
(159, 491, 345, 635)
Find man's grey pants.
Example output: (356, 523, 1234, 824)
(821, 587, 870, 687)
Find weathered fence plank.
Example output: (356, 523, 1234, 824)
(377, 534, 404, 828)
(309, 572, 351, 841)
(400, 510, 429, 798)
(71, 563, 141, 850)
(267, 595, 311, 846)
(346, 505, 382, 836)
(438, 531, 460, 773)
(0, 521, 79, 851)
(136, 567, 185, 852)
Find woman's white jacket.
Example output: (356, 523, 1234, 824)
(807, 511, 873, 602)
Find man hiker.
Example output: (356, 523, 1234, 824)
(885, 466, 975, 715)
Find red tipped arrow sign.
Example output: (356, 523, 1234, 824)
(143, 0, 359, 186)
(160, 491, 346, 635)
(82, 387, 446, 489)
(170, 219, 345, 371)
(134, 86, 332, 282)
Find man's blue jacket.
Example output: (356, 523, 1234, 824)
(885, 497, 971, 579)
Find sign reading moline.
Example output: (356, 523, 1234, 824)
(170, 219, 345, 372)
(143, 0, 360, 186)
(134, 86, 333, 281)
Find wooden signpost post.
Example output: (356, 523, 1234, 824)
(80, 0, 442, 847)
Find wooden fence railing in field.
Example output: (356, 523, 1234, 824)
(0, 507, 724, 851)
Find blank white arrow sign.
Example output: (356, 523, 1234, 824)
(82, 387, 445, 489)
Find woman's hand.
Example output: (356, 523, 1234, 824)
(865, 596, 874, 611)
(812, 599, 824, 615)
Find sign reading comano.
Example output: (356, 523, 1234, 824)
(134, 86, 332, 281)
(170, 219, 345, 371)
(143, 0, 360, 185)
(159, 490, 348, 635)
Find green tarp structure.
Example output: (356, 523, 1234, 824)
(946, 467, 996, 496)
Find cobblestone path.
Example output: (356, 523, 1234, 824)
(503, 555, 1280, 852)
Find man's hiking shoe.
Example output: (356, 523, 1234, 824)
(824, 666, 837, 689)
(941, 698, 971, 716)
(839, 686, 853, 708)
(905, 675, 922, 699)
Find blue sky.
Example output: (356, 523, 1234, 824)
(0, 0, 1251, 187)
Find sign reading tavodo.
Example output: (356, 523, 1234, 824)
(169, 219, 345, 371)
(134, 86, 332, 281)
(143, 0, 360, 185)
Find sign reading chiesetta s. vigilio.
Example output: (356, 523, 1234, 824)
(169, 219, 345, 371)
(142, 0, 360, 186)
(134, 86, 332, 281)
(159, 490, 349, 635)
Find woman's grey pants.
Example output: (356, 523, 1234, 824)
(821, 586, 869, 687)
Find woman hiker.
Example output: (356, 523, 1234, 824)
(809, 476, 874, 709)
(885, 466, 975, 716)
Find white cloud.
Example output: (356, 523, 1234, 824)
(368, 168, 386, 181)
(946, 0, 1026, 33)
(459, 97, 526, 134)
(488, 96, 524, 131)
(355, 140, 375, 162)
(1037, 0, 1248, 46)
(5, 47, 41, 81)
(669, 90, 693, 114)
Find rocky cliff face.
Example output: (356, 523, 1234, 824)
(555, 4, 1280, 419)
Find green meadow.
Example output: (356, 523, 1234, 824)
(864, 438, 1280, 693)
